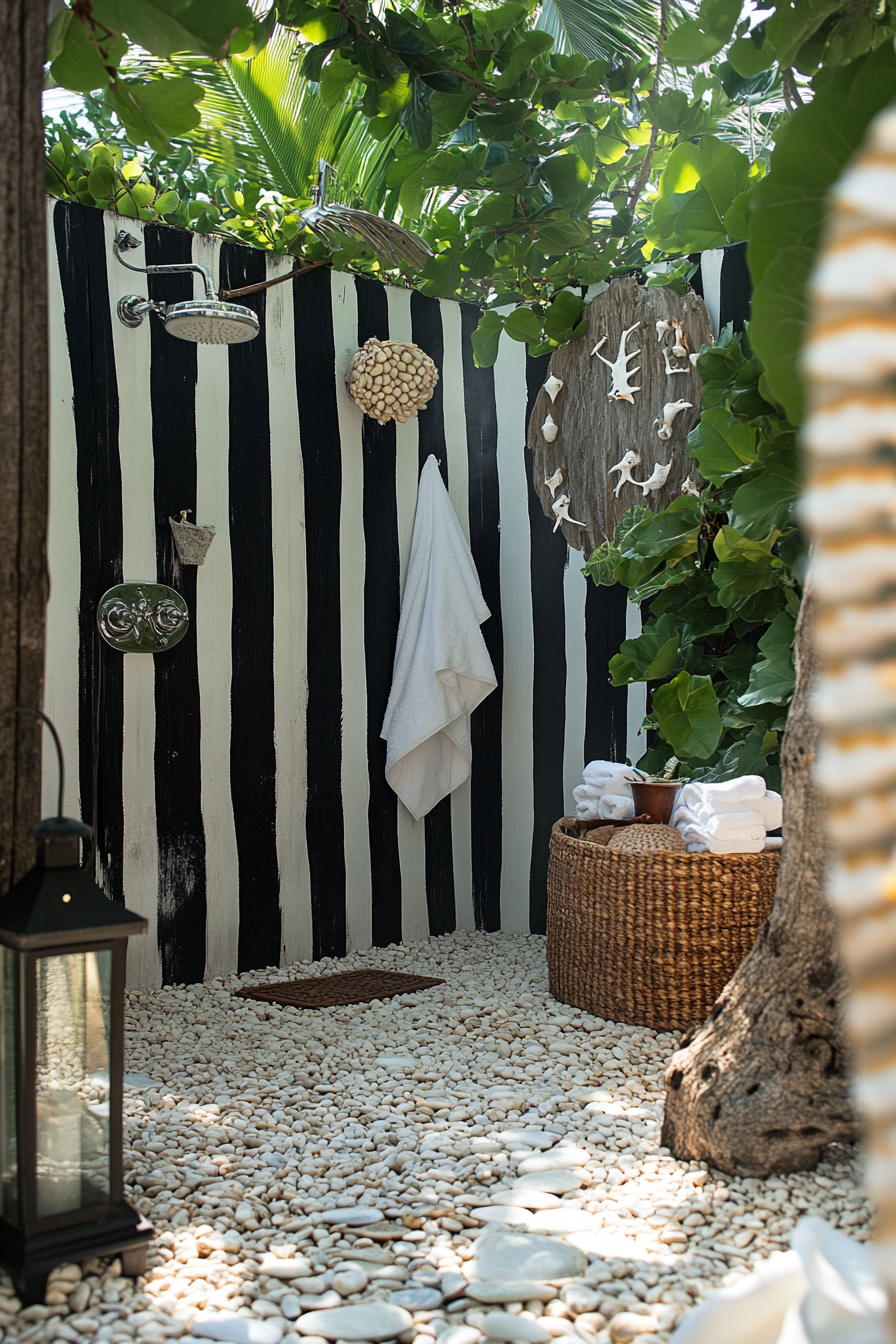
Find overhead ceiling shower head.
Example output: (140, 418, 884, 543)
(112, 230, 259, 345)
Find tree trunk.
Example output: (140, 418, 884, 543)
(660, 591, 859, 1175)
(0, 2, 49, 890)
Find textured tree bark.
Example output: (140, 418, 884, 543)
(660, 592, 859, 1175)
(0, 2, 49, 890)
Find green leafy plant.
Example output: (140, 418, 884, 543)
(583, 326, 802, 787)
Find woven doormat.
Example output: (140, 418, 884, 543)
(234, 969, 445, 1009)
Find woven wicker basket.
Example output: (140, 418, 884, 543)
(547, 818, 779, 1031)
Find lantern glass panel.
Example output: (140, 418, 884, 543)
(35, 951, 111, 1220)
(0, 947, 17, 1224)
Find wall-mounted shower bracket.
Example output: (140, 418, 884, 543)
(117, 295, 166, 329)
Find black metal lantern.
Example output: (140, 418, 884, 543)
(0, 709, 151, 1303)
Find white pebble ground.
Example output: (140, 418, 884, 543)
(0, 933, 872, 1343)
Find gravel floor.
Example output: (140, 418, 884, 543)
(0, 932, 872, 1343)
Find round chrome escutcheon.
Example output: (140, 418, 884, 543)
(97, 583, 189, 653)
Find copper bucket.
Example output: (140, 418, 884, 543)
(630, 780, 681, 825)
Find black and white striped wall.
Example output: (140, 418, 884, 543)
(44, 200, 743, 988)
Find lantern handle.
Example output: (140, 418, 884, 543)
(0, 706, 65, 820)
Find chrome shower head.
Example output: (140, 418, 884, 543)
(113, 231, 259, 345)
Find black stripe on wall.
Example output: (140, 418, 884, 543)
(294, 267, 347, 959)
(410, 292, 455, 937)
(356, 276, 402, 948)
(719, 241, 751, 332)
(144, 224, 207, 986)
(525, 352, 567, 935)
(584, 580, 629, 765)
(220, 243, 281, 971)
(461, 303, 503, 932)
(54, 203, 125, 904)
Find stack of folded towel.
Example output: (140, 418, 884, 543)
(573, 761, 637, 821)
(671, 775, 783, 854)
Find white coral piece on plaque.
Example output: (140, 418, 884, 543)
(595, 323, 641, 402)
(590, 335, 607, 357)
(542, 413, 559, 442)
(656, 399, 693, 440)
(551, 494, 585, 533)
(663, 345, 688, 377)
(608, 448, 641, 498)
(543, 375, 564, 402)
(545, 467, 565, 499)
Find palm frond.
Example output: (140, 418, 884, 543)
(535, 0, 660, 63)
(132, 30, 401, 206)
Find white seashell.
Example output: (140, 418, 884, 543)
(551, 494, 586, 533)
(656, 319, 674, 341)
(689, 351, 700, 366)
(681, 475, 701, 497)
(671, 321, 690, 357)
(635, 461, 672, 495)
(655, 399, 693, 440)
(543, 375, 564, 403)
(544, 467, 565, 499)
(608, 448, 641, 498)
(542, 414, 559, 443)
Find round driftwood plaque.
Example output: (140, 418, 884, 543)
(528, 277, 713, 551)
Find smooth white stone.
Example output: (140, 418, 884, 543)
(528, 1211, 599, 1235)
(333, 1271, 369, 1296)
(466, 1284, 556, 1306)
(260, 1258, 315, 1281)
(480, 1311, 550, 1343)
(374, 1056, 418, 1072)
(560, 1287, 602, 1316)
(319, 1209, 385, 1226)
(124, 1073, 162, 1089)
(516, 1150, 589, 1175)
(389, 1288, 443, 1309)
(488, 1191, 560, 1211)
(438, 1328, 482, 1344)
(281, 1295, 303, 1321)
(471, 1208, 533, 1228)
(511, 1172, 582, 1195)
(294, 1304, 413, 1341)
(440, 1275, 468, 1301)
(299, 1291, 343, 1310)
(496, 1131, 555, 1152)
(192, 1320, 284, 1344)
(466, 1234, 587, 1285)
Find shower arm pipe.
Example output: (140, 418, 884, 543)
(113, 232, 217, 301)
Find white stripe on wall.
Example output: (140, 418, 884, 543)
(562, 552, 588, 813)
(267, 258, 313, 966)
(331, 271, 372, 952)
(700, 250, 724, 337)
(386, 284, 428, 945)
(495, 335, 533, 934)
(103, 215, 163, 990)
(44, 201, 81, 822)
(193, 233, 241, 980)
(625, 599, 646, 768)
(441, 299, 475, 932)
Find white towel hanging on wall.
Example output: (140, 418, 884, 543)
(382, 455, 497, 820)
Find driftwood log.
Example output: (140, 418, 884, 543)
(0, 0, 48, 890)
(660, 593, 858, 1175)
(528, 277, 713, 551)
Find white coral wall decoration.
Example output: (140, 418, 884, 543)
(595, 323, 641, 402)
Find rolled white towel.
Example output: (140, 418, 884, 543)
(672, 804, 765, 830)
(687, 835, 765, 854)
(598, 793, 635, 820)
(674, 809, 766, 840)
(682, 821, 765, 846)
(575, 799, 602, 821)
(677, 775, 768, 812)
(583, 760, 636, 788)
(573, 783, 604, 804)
(760, 790, 783, 829)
